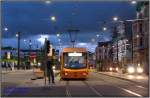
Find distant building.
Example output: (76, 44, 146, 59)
(87, 51, 95, 68)
(132, 1, 149, 74)
(1, 49, 24, 59)
(95, 41, 112, 71)
(1, 47, 40, 69)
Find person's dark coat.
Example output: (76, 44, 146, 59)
(47, 61, 55, 83)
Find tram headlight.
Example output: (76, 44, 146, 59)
(109, 67, 112, 71)
(137, 67, 143, 73)
(65, 72, 68, 76)
(83, 72, 87, 76)
(127, 67, 135, 74)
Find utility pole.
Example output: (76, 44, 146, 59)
(44, 39, 47, 86)
(131, 27, 134, 64)
(68, 28, 80, 48)
(29, 40, 32, 69)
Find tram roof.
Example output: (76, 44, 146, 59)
(62, 47, 87, 53)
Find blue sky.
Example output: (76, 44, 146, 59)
(1, 1, 136, 52)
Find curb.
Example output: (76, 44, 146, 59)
(2, 70, 33, 73)
(98, 72, 148, 88)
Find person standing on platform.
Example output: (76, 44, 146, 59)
(47, 60, 55, 84)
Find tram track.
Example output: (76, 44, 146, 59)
(64, 72, 146, 97)
(65, 80, 71, 97)
(64, 79, 103, 97)
(81, 80, 103, 97)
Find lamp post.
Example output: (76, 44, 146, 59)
(29, 40, 32, 55)
(112, 20, 120, 67)
(29, 40, 32, 69)
(68, 29, 80, 48)
(16, 32, 20, 70)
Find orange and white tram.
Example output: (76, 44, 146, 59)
(60, 47, 89, 79)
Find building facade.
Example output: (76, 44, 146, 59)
(112, 21, 132, 69)
(132, 1, 149, 74)
(95, 41, 113, 71)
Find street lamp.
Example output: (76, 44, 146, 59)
(56, 33, 60, 37)
(29, 42, 32, 45)
(4, 27, 8, 31)
(16, 32, 20, 70)
(58, 39, 61, 42)
(45, 0, 51, 4)
(113, 16, 118, 21)
(136, 34, 140, 38)
(131, 0, 137, 4)
(16, 33, 19, 37)
(91, 38, 95, 43)
(103, 27, 107, 31)
(112, 17, 122, 68)
(51, 16, 56, 22)
(96, 34, 100, 37)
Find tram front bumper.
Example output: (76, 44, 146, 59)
(61, 71, 88, 79)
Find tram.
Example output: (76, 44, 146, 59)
(60, 47, 89, 79)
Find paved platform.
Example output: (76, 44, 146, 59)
(1, 69, 33, 74)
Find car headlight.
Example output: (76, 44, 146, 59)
(83, 72, 87, 75)
(52, 66, 56, 70)
(127, 67, 135, 74)
(65, 72, 68, 76)
(137, 67, 143, 73)
(115, 67, 118, 71)
(109, 67, 112, 71)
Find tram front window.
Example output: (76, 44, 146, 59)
(64, 52, 86, 69)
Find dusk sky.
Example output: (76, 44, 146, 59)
(1, 0, 136, 52)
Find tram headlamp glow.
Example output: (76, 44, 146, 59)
(65, 73, 68, 76)
(127, 67, 135, 74)
(83, 72, 87, 76)
(109, 67, 112, 71)
(137, 67, 143, 73)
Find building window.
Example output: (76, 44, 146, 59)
(140, 37, 143, 47)
(99, 48, 101, 53)
(139, 23, 143, 33)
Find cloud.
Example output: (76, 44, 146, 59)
(37, 35, 49, 45)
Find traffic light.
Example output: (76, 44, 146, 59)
(46, 40, 50, 53)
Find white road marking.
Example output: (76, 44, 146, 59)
(83, 81, 102, 97)
(120, 87, 142, 97)
(136, 85, 147, 89)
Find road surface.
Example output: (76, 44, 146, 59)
(1, 70, 149, 97)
